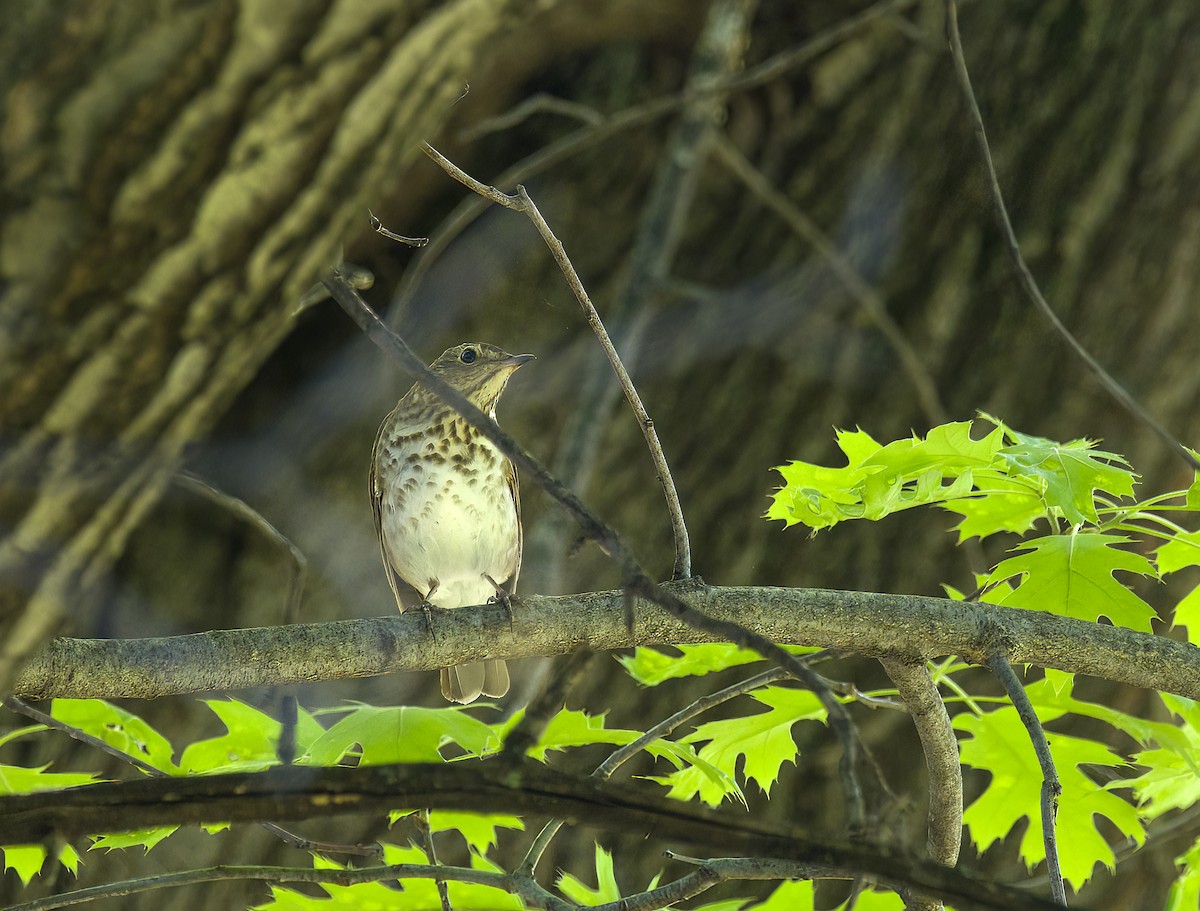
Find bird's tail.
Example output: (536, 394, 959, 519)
(441, 659, 510, 704)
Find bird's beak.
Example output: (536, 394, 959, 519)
(504, 354, 536, 369)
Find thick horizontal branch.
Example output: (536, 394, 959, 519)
(12, 585, 1199, 700)
(0, 760, 1060, 911)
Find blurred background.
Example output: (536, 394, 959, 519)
(3, 0, 1199, 907)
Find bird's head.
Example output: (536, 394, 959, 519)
(428, 343, 534, 415)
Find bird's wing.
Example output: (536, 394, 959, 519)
(505, 456, 522, 593)
(370, 416, 423, 612)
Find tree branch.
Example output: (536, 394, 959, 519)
(0, 760, 1063, 911)
(12, 586, 1200, 701)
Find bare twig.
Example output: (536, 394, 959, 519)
(174, 471, 306, 765)
(459, 93, 605, 142)
(391, 0, 919, 352)
(413, 810, 453, 911)
(501, 646, 594, 761)
(943, 0, 1199, 473)
(986, 652, 1065, 906)
(327, 235, 863, 829)
(2, 696, 380, 860)
(16, 586, 1200, 703)
(537, 0, 759, 592)
(416, 147, 693, 580)
(4, 850, 1055, 911)
(4, 861, 561, 911)
(710, 136, 948, 427)
(368, 209, 428, 246)
(519, 662, 789, 875)
(0, 760, 1065, 911)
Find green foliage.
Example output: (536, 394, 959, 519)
(955, 679, 1144, 888)
(620, 643, 820, 685)
(653, 687, 825, 806)
(767, 416, 1200, 900)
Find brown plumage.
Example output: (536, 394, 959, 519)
(370, 343, 533, 703)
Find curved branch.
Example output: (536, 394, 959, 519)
(13, 585, 1200, 701)
(878, 658, 962, 869)
(0, 760, 1064, 911)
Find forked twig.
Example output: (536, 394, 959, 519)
(421, 142, 693, 580)
(391, 0, 919, 366)
(710, 136, 948, 427)
(943, 0, 1199, 473)
(174, 471, 306, 764)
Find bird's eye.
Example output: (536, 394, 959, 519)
(459, 348, 477, 364)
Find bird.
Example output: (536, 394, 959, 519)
(370, 342, 533, 703)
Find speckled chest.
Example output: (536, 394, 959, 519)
(375, 414, 520, 602)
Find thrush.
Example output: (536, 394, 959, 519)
(370, 342, 533, 703)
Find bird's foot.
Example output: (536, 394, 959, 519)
(484, 574, 515, 630)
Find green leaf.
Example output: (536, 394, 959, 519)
(1157, 529, 1200, 575)
(663, 688, 824, 805)
(768, 422, 1007, 532)
(1172, 584, 1200, 645)
(2, 845, 46, 885)
(52, 699, 178, 774)
(255, 844, 523, 910)
(986, 532, 1157, 630)
(426, 811, 524, 854)
(1122, 695, 1200, 819)
(0, 763, 99, 795)
(756, 880, 816, 910)
(57, 843, 81, 876)
(956, 683, 1144, 889)
(942, 476, 1045, 541)
(1187, 462, 1200, 509)
(557, 844, 622, 906)
(518, 708, 641, 761)
(1165, 835, 1200, 911)
(181, 700, 324, 774)
(619, 643, 818, 685)
(995, 423, 1136, 524)
(91, 827, 179, 853)
(306, 705, 497, 766)
(836, 888, 907, 910)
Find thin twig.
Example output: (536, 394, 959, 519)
(413, 810, 453, 911)
(391, 0, 918, 354)
(368, 209, 428, 246)
(710, 136, 948, 427)
(326, 247, 863, 829)
(501, 647, 594, 761)
(986, 652, 1065, 906)
(459, 93, 605, 141)
(2, 696, 380, 860)
(174, 471, 306, 765)
(519, 663, 790, 875)
(878, 659, 961, 868)
(417, 146, 693, 580)
(538, 0, 759, 593)
(943, 0, 1199, 473)
(3, 862, 555, 911)
(515, 186, 693, 580)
